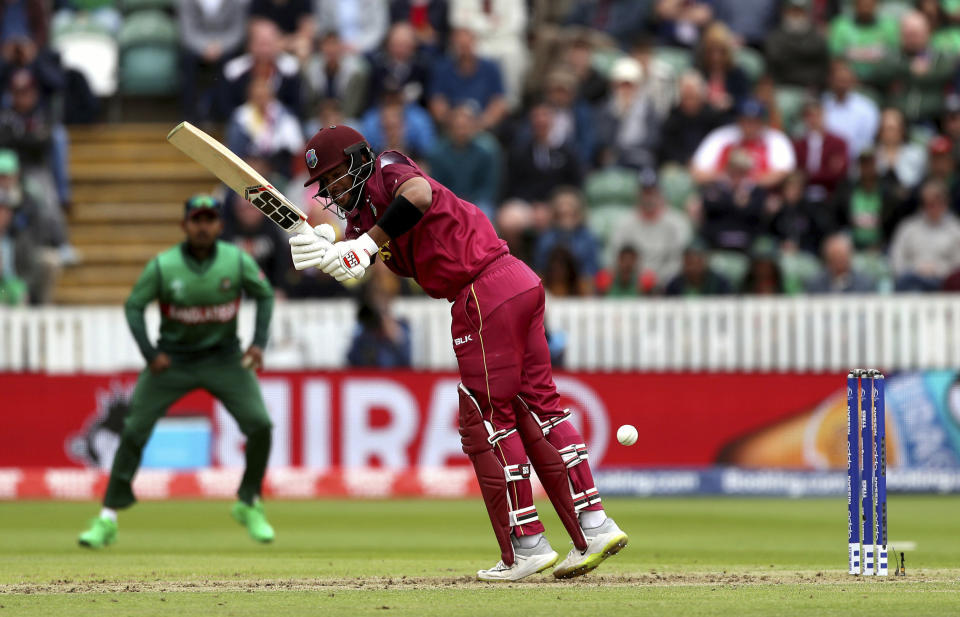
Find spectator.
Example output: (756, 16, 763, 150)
(221, 191, 291, 291)
(360, 89, 435, 160)
(700, 148, 767, 252)
(428, 27, 508, 130)
(533, 187, 601, 288)
(365, 22, 431, 110)
(218, 19, 301, 120)
(691, 99, 796, 189)
(313, 0, 389, 55)
(793, 98, 848, 201)
(428, 104, 500, 219)
(560, 34, 608, 105)
(695, 21, 751, 117)
(388, 0, 448, 52)
(887, 10, 954, 125)
(832, 148, 896, 250)
(543, 70, 594, 165)
(178, 0, 250, 122)
(924, 136, 960, 212)
(450, 0, 528, 109)
(595, 57, 660, 170)
(828, 0, 899, 89)
(806, 232, 876, 293)
(664, 239, 733, 296)
(503, 102, 582, 204)
(659, 71, 723, 166)
(875, 107, 926, 191)
(347, 263, 412, 368)
(742, 251, 785, 294)
(495, 198, 537, 266)
(765, 0, 829, 89)
(225, 77, 303, 179)
(250, 0, 313, 59)
(596, 245, 642, 297)
(889, 179, 960, 290)
(0, 0, 49, 47)
(766, 171, 834, 255)
(51, 0, 121, 35)
(629, 35, 677, 120)
(0, 69, 71, 222)
(1, 28, 65, 103)
(939, 95, 960, 162)
(653, 0, 714, 48)
(712, 0, 780, 48)
(822, 59, 880, 158)
(564, 0, 650, 48)
(302, 31, 369, 120)
(0, 186, 28, 305)
(542, 245, 588, 297)
(608, 169, 692, 289)
(917, 0, 960, 58)
(751, 73, 783, 130)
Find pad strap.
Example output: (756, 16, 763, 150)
(504, 463, 532, 483)
(572, 487, 602, 512)
(488, 426, 518, 446)
(538, 410, 573, 435)
(508, 505, 539, 527)
(558, 443, 589, 468)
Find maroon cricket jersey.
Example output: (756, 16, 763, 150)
(345, 151, 509, 301)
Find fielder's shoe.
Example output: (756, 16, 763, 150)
(231, 499, 275, 543)
(553, 517, 628, 579)
(477, 536, 559, 582)
(78, 516, 117, 549)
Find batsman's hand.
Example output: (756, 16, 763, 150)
(319, 233, 378, 282)
(242, 345, 263, 370)
(289, 223, 336, 270)
(150, 352, 171, 374)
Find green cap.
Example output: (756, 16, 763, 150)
(184, 193, 222, 219)
(0, 150, 20, 176)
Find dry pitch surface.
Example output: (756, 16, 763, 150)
(1, 497, 958, 616)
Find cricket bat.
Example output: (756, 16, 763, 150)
(167, 121, 316, 236)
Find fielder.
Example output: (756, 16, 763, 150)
(289, 126, 628, 581)
(78, 195, 276, 548)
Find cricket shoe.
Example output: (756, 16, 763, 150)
(231, 499, 275, 543)
(78, 516, 117, 549)
(477, 536, 559, 582)
(552, 517, 628, 579)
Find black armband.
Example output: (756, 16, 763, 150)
(377, 194, 424, 239)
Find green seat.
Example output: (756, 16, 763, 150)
(775, 86, 809, 137)
(709, 250, 750, 289)
(584, 167, 638, 210)
(910, 125, 935, 148)
(878, 0, 912, 21)
(734, 47, 766, 82)
(779, 251, 823, 294)
(659, 164, 695, 211)
(51, 16, 112, 43)
(587, 205, 632, 247)
(591, 49, 624, 78)
(853, 251, 891, 290)
(654, 47, 693, 75)
(121, 0, 175, 13)
(118, 10, 178, 95)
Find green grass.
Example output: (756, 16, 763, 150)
(1, 496, 958, 616)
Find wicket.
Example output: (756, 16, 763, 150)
(847, 369, 888, 576)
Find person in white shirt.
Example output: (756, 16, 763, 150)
(822, 59, 880, 158)
(890, 179, 960, 291)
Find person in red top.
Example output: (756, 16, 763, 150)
(288, 125, 628, 581)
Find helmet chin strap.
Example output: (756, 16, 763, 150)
(313, 144, 375, 219)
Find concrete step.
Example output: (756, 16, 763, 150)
(69, 123, 177, 143)
(70, 142, 187, 164)
(71, 162, 215, 182)
(59, 264, 144, 287)
(75, 243, 168, 265)
(73, 180, 218, 204)
(70, 202, 184, 223)
(70, 223, 184, 244)
(53, 285, 129, 305)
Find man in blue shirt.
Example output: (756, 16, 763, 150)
(533, 187, 600, 284)
(428, 27, 507, 131)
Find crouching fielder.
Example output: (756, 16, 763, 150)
(290, 126, 627, 581)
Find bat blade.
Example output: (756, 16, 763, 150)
(167, 121, 313, 235)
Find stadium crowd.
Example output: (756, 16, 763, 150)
(6, 0, 960, 309)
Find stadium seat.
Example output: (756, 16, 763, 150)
(853, 252, 891, 292)
(910, 125, 935, 148)
(709, 250, 750, 289)
(659, 164, 695, 211)
(51, 22, 119, 97)
(584, 166, 638, 210)
(591, 48, 624, 78)
(775, 86, 809, 137)
(779, 251, 823, 294)
(121, 0, 176, 13)
(117, 10, 179, 95)
(877, 0, 912, 21)
(734, 47, 766, 83)
(587, 204, 632, 248)
(654, 46, 693, 75)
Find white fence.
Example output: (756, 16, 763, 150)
(1, 295, 960, 373)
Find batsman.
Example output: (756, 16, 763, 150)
(290, 126, 628, 581)
(78, 195, 276, 548)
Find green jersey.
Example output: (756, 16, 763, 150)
(125, 241, 274, 360)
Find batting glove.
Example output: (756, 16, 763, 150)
(289, 223, 336, 270)
(318, 233, 379, 282)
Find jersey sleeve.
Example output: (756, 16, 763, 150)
(378, 155, 425, 199)
(124, 258, 160, 362)
(240, 250, 275, 348)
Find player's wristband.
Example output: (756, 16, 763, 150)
(377, 194, 424, 239)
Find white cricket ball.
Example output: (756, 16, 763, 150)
(617, 424, 638, 446)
